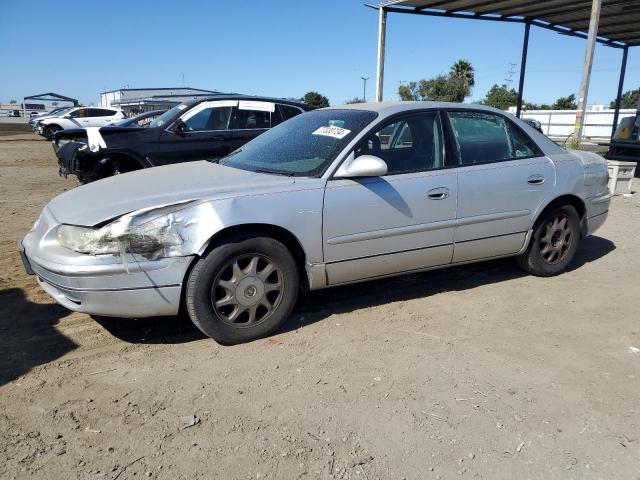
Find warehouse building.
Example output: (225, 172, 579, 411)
(99, 87, 226, 115)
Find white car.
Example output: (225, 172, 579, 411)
(37, 107, 125, 140)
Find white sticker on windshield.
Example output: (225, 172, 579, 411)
(312, 126, 351, 139)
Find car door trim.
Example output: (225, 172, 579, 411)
(326, 209, 529, 246)
(327, 218, 458, 245)
(456, 209, 530, 227)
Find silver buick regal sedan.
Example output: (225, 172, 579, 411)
(20, 102, 612, 344)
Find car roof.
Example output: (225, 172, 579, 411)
(190, 94, 311, 110)
(325, 101, 509, 116)
(326, 101, 564, 156)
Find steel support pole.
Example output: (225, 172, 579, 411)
(375, 7, 387, 102)
(574, 0, 602, 143)
(516, 22, 531, 118)
(611, 45, 628, 139)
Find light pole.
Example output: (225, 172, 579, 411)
(361, 76, 369, 102)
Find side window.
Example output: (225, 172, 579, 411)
(182, 106, 232, 131)
(234, 108, 271, 129)
(271, 105, 285, 127)
(69, 109, 87, 118)
(280, 105, 303, 121)
(355, 111, 443, 175)
(447, 111, 513, 165)
(509, 123, 539, 158)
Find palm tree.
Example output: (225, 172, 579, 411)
(450, 59, 475, 89)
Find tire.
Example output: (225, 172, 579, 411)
(186, 235, 299, 344)
(44, 126, 61, 141)
(516, 203, 581, 277)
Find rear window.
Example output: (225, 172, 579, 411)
(447, 111, 542, 165)
(280, 105, 304, 120)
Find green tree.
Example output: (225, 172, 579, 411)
(398, 82, 420, 101)
(482, 84, 518, 110)
(524, 102, 551, 110)
(302, 91, 330, 108)
(397, 59, 475, 103)
(610, 88, 640, 109)
(345, 97, 365, 104)
(450, 59, 475, 91)
(9, 99, 17, 104)
(551, 94, 577, 110)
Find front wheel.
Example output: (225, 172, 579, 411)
(516, 203, 581, 276)
(44, 126, 61, 141)
(185, 236, 299, 344)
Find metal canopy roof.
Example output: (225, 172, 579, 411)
(23, 92, 79, 105)
(378, 0, 640, 47)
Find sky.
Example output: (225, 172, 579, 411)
(0, 0, 638, 107)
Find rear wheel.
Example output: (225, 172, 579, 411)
(516, 203, 581, 276)
(186, 236, 299, 344)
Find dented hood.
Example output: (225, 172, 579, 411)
(47, 161, 297, 226)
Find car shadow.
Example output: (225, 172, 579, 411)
(91, 312, 206, 344)
(282, 234, 616, 334)
(0, 288, 77, 387)
(92, 235, 616, 344)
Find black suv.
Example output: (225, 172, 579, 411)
(54, 95, 312, 183)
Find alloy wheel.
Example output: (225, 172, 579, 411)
(539, 214, 573, 265)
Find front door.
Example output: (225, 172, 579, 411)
(152, 100, 238, 165)
(69, 108, 90, 128)
(445, 110, 556, 263)
(323, 110, 458, 285)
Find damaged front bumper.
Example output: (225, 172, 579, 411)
(56, 141, 88, 179)
(20, 207, 195, 318)
(20, 239, 192, 318)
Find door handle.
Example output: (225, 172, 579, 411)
(527, 174, 545, 185)
(427, 187, 449, 200)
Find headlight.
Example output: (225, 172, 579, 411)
(56, 205, 191, 259)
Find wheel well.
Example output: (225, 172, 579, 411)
(200, 224, 309, 288)
(108, 154, 144, 172)
(536, 194, 587, 236)
(45, 124, 61, 130)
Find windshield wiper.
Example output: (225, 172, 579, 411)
(255, 167, 296, 177)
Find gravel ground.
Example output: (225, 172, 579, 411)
(1, 128, 639, 480)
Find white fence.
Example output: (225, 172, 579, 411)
(518, 108, 636, 140)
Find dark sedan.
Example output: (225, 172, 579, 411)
(54, 96, 311, 183)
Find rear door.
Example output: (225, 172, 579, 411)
(231, 100, 278, 146)
(152, 100, 237, 165)
(445, 110, 556, 263)
(87, 108, 120, 127)
(323, 110, 459, 285)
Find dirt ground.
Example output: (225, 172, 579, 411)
(1, 128, 639, 480)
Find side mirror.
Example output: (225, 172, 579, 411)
(334, 154, 388, 178)
(173, 120, 188, 133)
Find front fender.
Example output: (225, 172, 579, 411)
(125, 178, 327, 264)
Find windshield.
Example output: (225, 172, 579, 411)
(47, 107, 67, 116)
(149, 104, 188, 128)
(49, 107, 71, 117)
(115, 111, 161, 127)
(218, 109, 377, 177)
